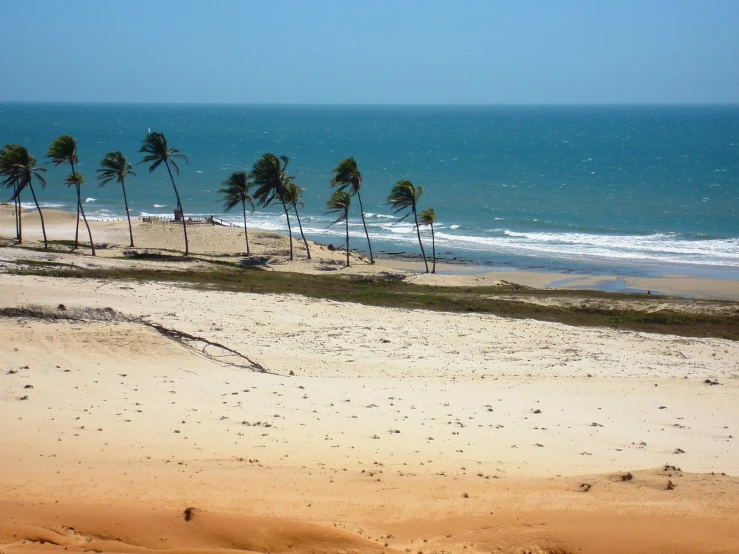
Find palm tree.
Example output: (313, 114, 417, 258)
(139, 132, 189, 255)
(62, 171, 95, 255)
(419, 208, 437, 274)
(47, 135, 94, 254)
(0, 145, 21, 242)
(1, 157, 22, 241)
(98, 152, 136, 247)
(283, 179, 311, 260)
(331, 157, 373, 264)
(250, 153, 294, 261)
(387, 180, 428, 273)
(325, 190, 352, 267)
(0, 145, 48, 248)
(219, 171, 255, 255)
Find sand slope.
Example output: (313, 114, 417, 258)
(1, 271, 739, 552)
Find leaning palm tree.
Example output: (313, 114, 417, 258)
(62, 171, 95, 255)
(0, 145, 48, 248)
(0, 157, 22, 241)
(219, 170, 255, 255)
(250, 153, 294, 260)
(331, 157, 373, 263)
(139, 132, 189, 254)
(325, 190, 352, 267)
(387, 180, 428, 273)
(0, 145, 21, 241)
(419, 207, 437, 274)
(47, 135, 94, 252)
(283, 179, 311, 260)
(98, 152, 136, 247)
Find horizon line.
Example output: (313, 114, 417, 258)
(1, 101, 738, 107)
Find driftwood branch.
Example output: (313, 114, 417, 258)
(0, 305, 269, 374)
(140, 320, 268, 373)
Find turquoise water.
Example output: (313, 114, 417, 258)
(1, 103, 738, 276)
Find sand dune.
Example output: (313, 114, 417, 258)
(1, 273, 738, 552)
(1, 205, 739, 552)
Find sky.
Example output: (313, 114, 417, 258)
(0, 0, 737, 104)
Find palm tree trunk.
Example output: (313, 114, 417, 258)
(292, 205, 311, 260)
(16, 187, 22, 244)
(70, 158, 80, 248)
(356, 191, 374, 264)
(28, 182, 47, 249)
(430, 222, 436, 274)
(69, 160, 92, 254)
(345, 208, 350, 267)
(164, 160, 189, 255)
(413, 208, 429, 273)
(13, 182, 20, 240)
(242, 199, 250, 256)
(71, 160, 95, 256)
(74, 184, 80, 248)
(121, 180, 134, 247)
(78, 194, 95, 256)
(280, 199, 294, 261)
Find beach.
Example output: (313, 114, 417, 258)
(1, 207, 738, 553)
(3, 205, 739, 300)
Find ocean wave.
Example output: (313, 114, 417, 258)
(85, 198, 96, 203)
(27, 201, 738, 268)
(20, 202, 67, 210)
(432, 230, 739, 267)
(365, 212, 396, 219)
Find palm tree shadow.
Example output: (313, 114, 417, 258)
(236, 256, 271, 267)
(122, 250, 195, 262)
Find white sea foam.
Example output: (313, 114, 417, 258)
(85, 198, 96, 203)
(430, 230, 739, 267)
(365, 212, 396, 219)
(20, 202, 67, 210)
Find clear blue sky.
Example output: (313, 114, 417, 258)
(1, 0, 737, 104)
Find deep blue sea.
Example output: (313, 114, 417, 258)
(2, 103, 738, 277)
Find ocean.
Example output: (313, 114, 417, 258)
(1, 103, 738, 277)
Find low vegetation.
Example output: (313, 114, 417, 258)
(8, 259, 739, 341)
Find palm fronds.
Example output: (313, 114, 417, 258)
(250, 153, 286, 207)
(325, 190, 351, 225)
(98, 151, 135, 187)
(419, 207, 435, 226)
(219, 171, 254, 211)
(64, 171, 84, 187)
(46, 135, 77, 166)
(330, 157, 361, 194)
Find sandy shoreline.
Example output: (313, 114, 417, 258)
(2, 205, 739, 300)
(1, 205, 739, 552)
